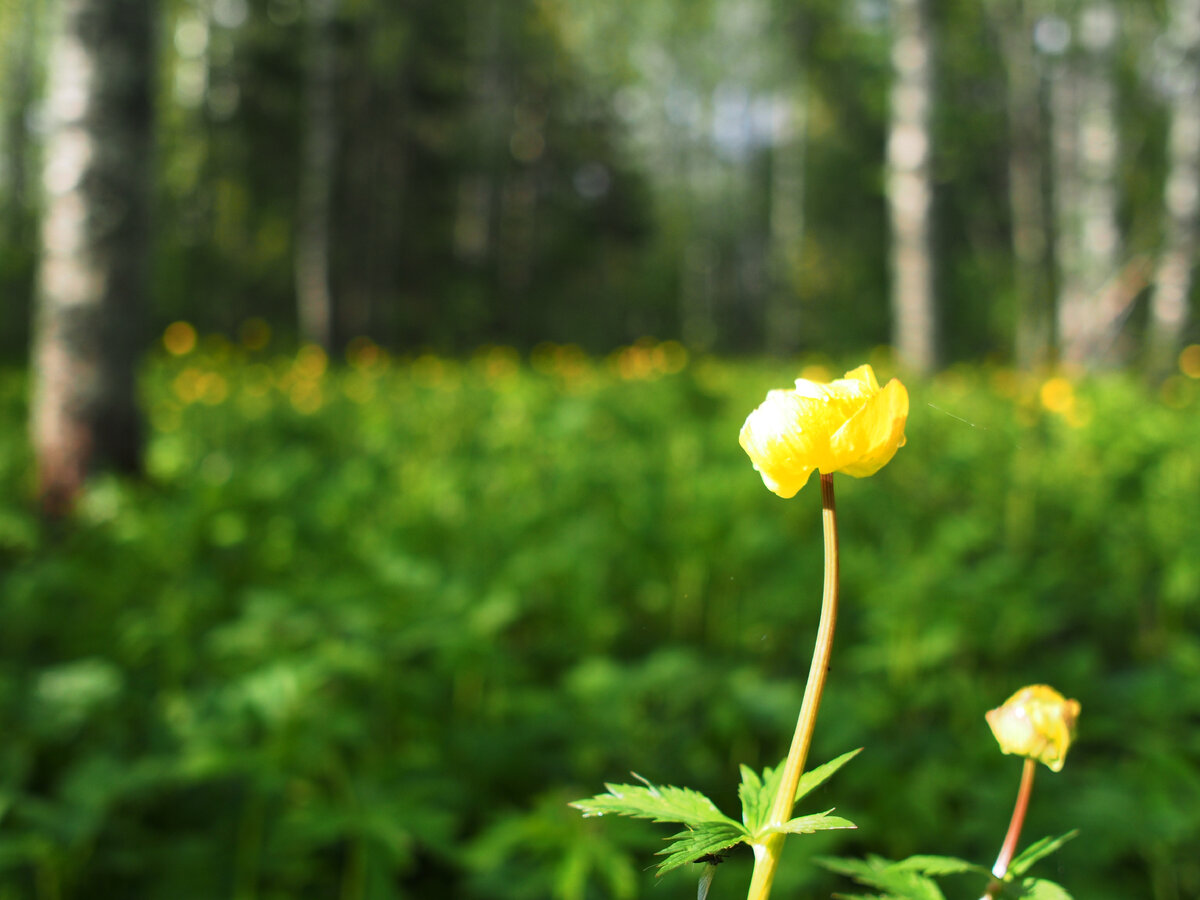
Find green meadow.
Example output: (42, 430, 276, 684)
(2, 343, 1198, 899)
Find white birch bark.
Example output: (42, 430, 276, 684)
(31, 0, 153, 515)
(296, 0, 339, 351)
(887, 0, 938, 373)
(1053, 0, 1125, 369)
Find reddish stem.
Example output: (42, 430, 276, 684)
(984, 757, 1037, 898)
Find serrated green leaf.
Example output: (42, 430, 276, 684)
(818, 855, 946, 900)
(739, 748, 861, 833)
(741, 761, 785, 832)
(655, 822, 748, 876)
(1007, 831, 1079, 878)
(738, 763, 770, 831)
(1013, 878, 1073, 900)
(893, 855, 987, 877)
(571, 776, 740, 829)
(795, 748, 863, 803)
(880, 876, 944, 900)
(765, 810, 856, 837)
(820, 854, 894, 881)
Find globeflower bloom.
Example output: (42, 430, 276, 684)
(739, 365, 909, 498)
(986, 685, 1081, 773)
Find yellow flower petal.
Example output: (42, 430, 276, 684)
(738, 390, 821, 498)
(986, 685, 1081, 773)
(832, 378, 910, 477)
(740, 364, 909, 496)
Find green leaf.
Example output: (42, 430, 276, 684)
(819, 855, 946, 900)
(1013, 878, 1074, 900)
(655, 822, 748, 876)
(739, 748, 862, 833)
(765, 809, 856, 837)
(571, 775, 741, 829)
(1007, 831, 1079, 878)
(794, 748, 863, 804)
(737, 763, 773, 832)
(893, 855, 987, 877)
(820, 854, 892, 881)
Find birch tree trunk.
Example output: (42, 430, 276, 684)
(296, 0, 339, 351)
(30, 0, 154, 517)
(887, 0, 938, 373)
(1146, 0, 1200, 376)
(1053, 0, 1125, 369)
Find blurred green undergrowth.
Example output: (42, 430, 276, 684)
(1, 344, 1198, 899)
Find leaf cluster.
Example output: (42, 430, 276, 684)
(571, 749, 860, 876)
(821, 831, 1078, 900)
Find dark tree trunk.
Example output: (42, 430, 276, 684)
(2, 0, 36, 236)
(1147, 0, 1200, 376)
(1, 0, 40, 359)
(765, 86, 807, 357)
(997, 0, 1055, 371)
(30, 0, 154, 517)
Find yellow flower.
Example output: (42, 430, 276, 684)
(986, 685, 1081, 773)
(739, 365, 909, 498)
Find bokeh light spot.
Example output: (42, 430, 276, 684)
(295, 344, 328, 379)
(1179, 344, 1200, 379)
(164, 321, 197, 356)
(347, 336, 385, 371)
(1039, 376, 1075, 414)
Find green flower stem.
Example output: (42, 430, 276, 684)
(746, 473, 840, 900)
(983, 757, 1037, 899)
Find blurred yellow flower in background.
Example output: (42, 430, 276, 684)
(986, 685, 1080, 773)
(163, 321, 197, 356)
(739, 364, 909, 498)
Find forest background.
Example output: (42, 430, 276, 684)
(2, 0, 1200, 898)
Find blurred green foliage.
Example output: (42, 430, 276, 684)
(2, 345, 1200, 899)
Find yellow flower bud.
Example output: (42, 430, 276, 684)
(986, 685, 1081, 773)
(739, 365, 909, 498)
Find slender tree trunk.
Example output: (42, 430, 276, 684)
(1146, 0, 1200, 376)
(1, 0, 40, 359)
(1, 0, 37, 233)
(497, 168, 538, 302)
(30, 0, 154, 518)
(679, 143, 722, 352)
(296, 0, 339, 351)
(887, 0, 938, 373)
(765, 86, 807, 356)
(338, 4, 407, 347)
(998, 0, 1055, 370)
(452, 0, 502, 326)
(1053, 1, 1125, 369)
